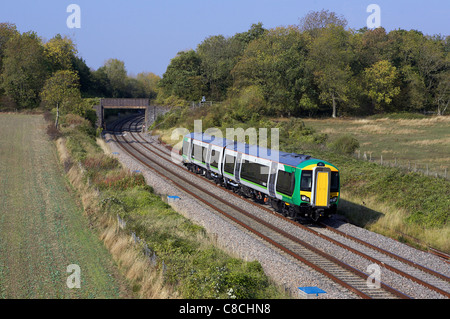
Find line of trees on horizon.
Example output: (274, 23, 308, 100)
(1, 9, 449, 119)
(0, 22, 160, 118)
(157, 10, 449, 117)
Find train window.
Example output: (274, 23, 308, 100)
(223, 154, 236, 175)
(331, 172, 339, 192)
(300, 170, 312, 192)
(210, 149, 220, 169)
(276, 170, 295, 197)
(191, 144, 206, 163)
(182, 139, 190, 156)
(240, 159, 269, 187)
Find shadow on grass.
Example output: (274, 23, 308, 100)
(337, 198, 385, 228)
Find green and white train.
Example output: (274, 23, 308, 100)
(182, 132, 340, 221)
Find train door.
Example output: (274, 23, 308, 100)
(311, 166, 331, 208)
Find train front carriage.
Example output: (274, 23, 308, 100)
(296, 160, 340, 221)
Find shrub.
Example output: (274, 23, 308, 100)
(82, 154, 119, 170)
(46, 124, 61, 140)
(93, 171, 147, 190)
(63, 114, 87, 127)
(330, 134, 360, 155)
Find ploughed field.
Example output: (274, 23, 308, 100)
(0, 114, 124, 298)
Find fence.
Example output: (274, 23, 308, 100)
(354, 150, 449, 180)
(117, 214, 167, 272)
(190, 100, 214, 108)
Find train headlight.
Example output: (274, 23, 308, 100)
(330, 196, 338, 203)
(301, 195, 310, 202)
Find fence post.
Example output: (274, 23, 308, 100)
(380, 155, 383, 165)
(426, 164, 429, 176)
(445, 168, 447, 179)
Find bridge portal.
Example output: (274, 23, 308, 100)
(95, 98, 159, 130)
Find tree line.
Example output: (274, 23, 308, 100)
(158, 10, 449, 117)
(0, 22, 160, 115)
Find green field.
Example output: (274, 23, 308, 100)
(302, 116, 450, 177)
(0, 114, 127, 298)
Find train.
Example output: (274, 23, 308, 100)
(181, 132, 340, 222)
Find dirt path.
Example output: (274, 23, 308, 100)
(0, 114, 127, 298)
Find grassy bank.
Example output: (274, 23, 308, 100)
(57, 113, 288, 299)
(151, 105, 449, 253)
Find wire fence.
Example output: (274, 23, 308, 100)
(354, 150, 449, 180)
(117, 214, 167, 272)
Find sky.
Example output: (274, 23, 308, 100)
(1, 0, 449, 77)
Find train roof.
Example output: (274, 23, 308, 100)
(186, 132, 312, 167)
(188, 132, 230, 147)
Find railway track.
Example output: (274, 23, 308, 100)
(107, 115, 449, 299)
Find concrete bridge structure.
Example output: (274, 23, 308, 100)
(95, 98, 168, 130)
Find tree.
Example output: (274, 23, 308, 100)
(41, 70, 81, 128)
(0, 23, 19, 68)
(136, 72, 160, 99)
(1, 31, 48, 108)
(231, 26, 311, 116)
(299, 9, 347, 38)
(363, 60, 400, 112)
(71, 55, 93, 97)
(44, 34, 77, 73)
(307, 25, 353, 117)
(102, 58, 127, 97)
(399, 65, 427, 112)
(233, 22, 266, 46)
(90, 67, 112, 97)
(197, 35, 241, 101)
(159, 50, 204, 101)
(353, 27, 390, 71)
(435, 70, 450, 115)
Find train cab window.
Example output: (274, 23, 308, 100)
(223, 154, 236, 175)
(210, 149, 220, 169)
(276, 170, 295, 197)
(300, 170, 312, 192)
(240, 159, 269, 187)
(182, 139, 190, 156)
(331, 172, 340, 192)
(192, 144, 206, 163)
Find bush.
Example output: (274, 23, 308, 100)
(82, 154, 119, 171)
(330, 134, 360, 155)
(93, 170, 147, 190)
(63, 114, 86, 126)
(46, 124, 62, 140)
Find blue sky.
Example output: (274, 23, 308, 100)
(1, 0, 449, 76)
